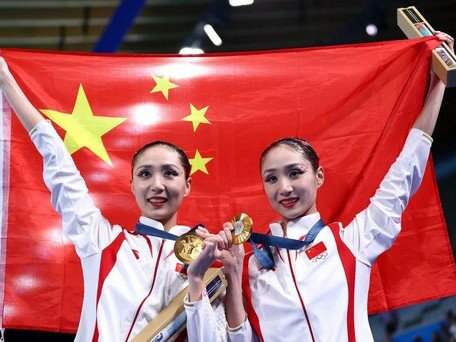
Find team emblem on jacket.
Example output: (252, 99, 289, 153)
(311, 251, 328, 262)
(305, 241, 328, 261)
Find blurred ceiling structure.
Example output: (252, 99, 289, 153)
(0, 0, 453, 53)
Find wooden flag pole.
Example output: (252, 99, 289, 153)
(132, 268, 227, 342)
(397, 6, 456, 87)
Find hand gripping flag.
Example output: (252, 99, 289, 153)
(1, 37, 455, 332)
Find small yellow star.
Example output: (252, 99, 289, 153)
(150, 75, 179, 100)
(40, 84, 127, 166)
(189, 150, 213, 175)
(182, 104, 210, 132)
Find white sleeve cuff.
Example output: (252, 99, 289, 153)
(228, 317, 254, 342)
(227, 315, 247, 332)
(184, 288, 209, 308)
(409, 127, 433, 144)
(29, 119, 53, 139)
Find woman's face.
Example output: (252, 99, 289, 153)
(261, 145, 324, 221)
(131, 146, 191, 230)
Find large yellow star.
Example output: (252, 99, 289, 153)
(40, 84, 127, 166)
(189, 150, 213, 175)
(182, 104, 210, 132)
(150, 75, 179, 100)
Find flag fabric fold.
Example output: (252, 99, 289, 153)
(1, 37, 455, 332)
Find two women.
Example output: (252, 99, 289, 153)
(1, 30, 453, 342)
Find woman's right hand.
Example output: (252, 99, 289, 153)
(187, 227, 223, 281)
(186, 227, 223, 301)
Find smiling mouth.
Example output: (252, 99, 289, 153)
(279, 198, 298, 208)
(148, 197, 168, 207)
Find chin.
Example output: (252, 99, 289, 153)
(143, 209, 165, 221)
(282, 208, 309, 221)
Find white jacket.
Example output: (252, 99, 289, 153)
(31, 121, 193, 341)
(186, 128, 432, 342)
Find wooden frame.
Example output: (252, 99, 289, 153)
(397, 6, 456, 87)
(132, 268, 227, 342)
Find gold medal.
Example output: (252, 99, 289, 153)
(174, 233, 204, 264)
(231, 213, 253, 245)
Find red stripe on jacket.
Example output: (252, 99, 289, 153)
(329, 222, 357, 342)
(92, 232, 126, 342)
(242, 252, 265, 342)
(125, 239, 164, 341)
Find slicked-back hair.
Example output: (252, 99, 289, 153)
(131, 141, 191, 179)
(260, 137, 320, 172)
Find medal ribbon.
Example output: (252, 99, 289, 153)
(134, 222, 203, 240)
(134, 222, 204, 268)
(135, 219, 325, 270)
(135, 222, 179, 240)
(248, 219, 326, 269)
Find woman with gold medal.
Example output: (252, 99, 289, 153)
(184, 31, 454, 342)
(0, 54, 234, 341)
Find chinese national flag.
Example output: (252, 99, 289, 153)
(1, 37, 456, 332)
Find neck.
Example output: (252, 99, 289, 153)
(283, 205, 317, 226)
(162, 213, 178, 232)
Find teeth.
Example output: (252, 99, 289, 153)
(281, 198, 297, 204)
(149, 198, 166, 203)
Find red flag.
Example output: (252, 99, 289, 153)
(1, 37, 455, 332)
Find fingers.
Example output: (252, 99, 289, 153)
(194, 223, 239, 253)
(218, 230, 229, 249)
(188, 239, 220, 278)
(201, 239, 215, 252)
(194, 226, 210, 238)
(434, 31, 454, 52)
(200, 239, 221, 261)
(223, 223, 234, 245)
(202, 234, 223, 247)
(205, 240, 221, 259)
(221, 222, 235, 248)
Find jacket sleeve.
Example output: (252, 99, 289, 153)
(340, 128, 432, 266)
(30, 120, 121, 258)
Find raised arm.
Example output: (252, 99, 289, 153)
(341, 32, 454, 266)
(0, 55, 117, 257)
(0, 56, 44, 132)
(412, 31, 454, 136)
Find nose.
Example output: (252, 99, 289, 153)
(278, 177, 293, 195)
(149, 175, 165, 192)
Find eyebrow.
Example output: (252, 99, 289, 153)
(262, 163, 306, 176)
(135, 163, 181, 171)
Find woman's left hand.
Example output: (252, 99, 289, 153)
(434, 31, 454, 52)
(217, 223, 245, 279)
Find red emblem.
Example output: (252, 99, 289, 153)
(305, 242, 327, 260)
